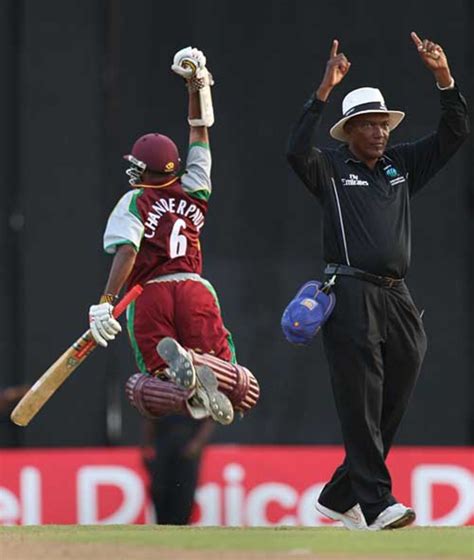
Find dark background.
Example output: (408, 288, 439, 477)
(0, 0, 472, 448)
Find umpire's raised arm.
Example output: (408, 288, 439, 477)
(389, 32, 470, 196)
(286, 40, 351, 197)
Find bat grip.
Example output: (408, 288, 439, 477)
(113, 284, 143, 318)
(77, 284, 143, 359)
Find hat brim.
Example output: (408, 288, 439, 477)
(330, 110, 405, 142)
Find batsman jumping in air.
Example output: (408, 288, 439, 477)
(89, 47, 259, 425)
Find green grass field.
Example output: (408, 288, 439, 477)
(1, 525, 473, 559)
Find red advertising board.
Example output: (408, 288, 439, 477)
(0, 446, 472, 526)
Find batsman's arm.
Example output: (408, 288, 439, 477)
(89, 243, 137, 347)
(171, 46, 213, 143)
(182, 90, 213, 200)
(102, 243, 137, 299)
(188, 88, 209, 145)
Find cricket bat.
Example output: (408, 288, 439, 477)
(10, 284, 143, 427)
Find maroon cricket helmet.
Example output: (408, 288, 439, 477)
(123, 133, 180, 174)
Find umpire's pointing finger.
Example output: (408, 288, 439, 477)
(410, 31, 423, 49)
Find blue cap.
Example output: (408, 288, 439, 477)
(281, 281, 336, 345)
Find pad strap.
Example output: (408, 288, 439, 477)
(125, 373, 191, 418)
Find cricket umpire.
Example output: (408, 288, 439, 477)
(286, 32, 469, 530)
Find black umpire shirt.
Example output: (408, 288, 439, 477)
(287, 87, 469, 278)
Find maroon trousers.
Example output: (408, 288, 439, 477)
(128, 280, 234, 374)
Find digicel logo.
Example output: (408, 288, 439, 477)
(0, 464, 148, 525)
(193, 463, 474, 527)
(0, 467, 41, 525)
(194, 463, 328, 526)
(0, 449, 473, 526)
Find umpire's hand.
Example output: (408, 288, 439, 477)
(317, 39, 351, 101)
(411, 31, 453, 88)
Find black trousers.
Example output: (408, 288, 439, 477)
(147, 430, 202, 525)
(319, 276, 427, 525)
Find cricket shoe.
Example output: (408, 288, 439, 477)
(368, 503, 416, 531)
(315, 500, 367, 530)
(194, 365, 234, 425)
(157, 337, 196, 390)
(157, 338, 234, 425)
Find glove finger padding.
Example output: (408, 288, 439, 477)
(100, 317, 122, 337)
(90, 321, 108, 347)
(189, 47, 206, 67)
(172, 46, 193, 66)
(89, 302, 122, 346)
(171, 64, 194, 79)
(171, 45, 207, 79)
(96, 322, 116, 341)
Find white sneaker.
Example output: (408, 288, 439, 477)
(368, 503, 416, 531)
(315, 500, 367, 530)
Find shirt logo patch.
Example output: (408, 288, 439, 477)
(341, 174, 369, 187)
(384, 165, 405, 186)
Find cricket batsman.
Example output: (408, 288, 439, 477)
(88, 47, 259, 425)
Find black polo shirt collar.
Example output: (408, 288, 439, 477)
(339, 144, 394, 166)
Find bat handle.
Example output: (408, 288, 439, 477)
(77, 284, 143, 359)
(113, 284, 143, 318)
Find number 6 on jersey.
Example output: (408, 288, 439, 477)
(170, 218, 187, 258)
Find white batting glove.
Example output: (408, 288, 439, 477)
(171, 46, 207, 79)
(89, 303, 122, 348)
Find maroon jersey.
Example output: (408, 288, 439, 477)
(104, 143, 212, 287)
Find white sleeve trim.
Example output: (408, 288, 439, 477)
(103, 190, 145, 254)
(181, 145, 212, 194)
(436, 78, 455, 90)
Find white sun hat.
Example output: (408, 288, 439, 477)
(330, 87, 405, 142)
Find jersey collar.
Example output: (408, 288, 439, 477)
(340, 145, 394, 165)
(133, 176, 180, 189)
